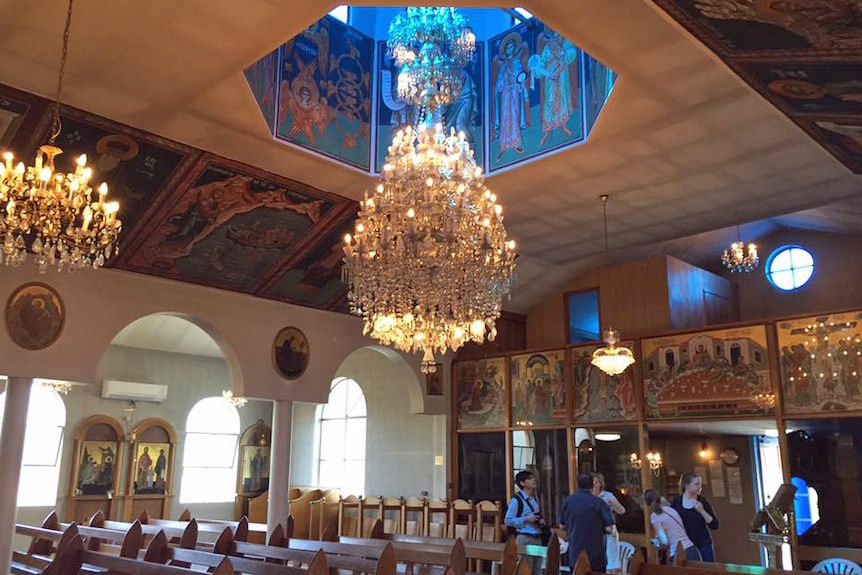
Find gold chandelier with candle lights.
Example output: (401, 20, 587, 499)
(0, 0, 121, 273)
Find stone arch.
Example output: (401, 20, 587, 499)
(333, 345, 425, 414)
(96, 312, 245, 394)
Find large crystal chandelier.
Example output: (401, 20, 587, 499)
(343, 8, 515, 374)
(387, 7, 476, 110)
(0, 0, 121, 273)
(721, 224, 758, 273)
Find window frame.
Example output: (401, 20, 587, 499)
(765, 245, 815, 292)
(179, 397, 240, 504)
(315, 377, 367, 495)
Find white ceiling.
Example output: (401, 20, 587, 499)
(110, 315, 224, 358)
(0, 0, 860, 317)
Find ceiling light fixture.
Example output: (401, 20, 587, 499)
(343, 7, 516, 374)
(0, 0, 121, 272)
(590, 196, 636, 377)
(595, 432, 621, 442)
(721, 224, 759, 273)
(41, 380, 72, 395)
(222, 390, 247, 408)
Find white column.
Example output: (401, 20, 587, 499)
(266, 399, 292, 538)
(0, 377, 33, 572)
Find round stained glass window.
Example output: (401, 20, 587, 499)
(766, 245, 814, 291)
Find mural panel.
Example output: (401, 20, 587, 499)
(45, 107, 198, 232)
(264, 213, 354, 310)
(572, 343, 637, 422)
(510, 350, 567, 426)
(652, 0, 862, 57)
(122, 156, 339, 292)
(777, 311, 862, 414)
(244, 48, 279, 129)
(488, 20, 584, 173)
(741, 62, 862, 117)
(583, 54, 617, 135)
(455, 357, 507, 430)
(642, 325, 773, 419)
(804, 117, 862, 173)
(375, 41, 485, 173)
(276, 16, 374, 170)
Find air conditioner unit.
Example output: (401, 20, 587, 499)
(101, 380, 168, 403)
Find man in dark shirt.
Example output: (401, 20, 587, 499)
(560, 473, 616, 572)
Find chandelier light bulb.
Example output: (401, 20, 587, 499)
(591, 327, 636, 376)
(721, 226, 759, 273)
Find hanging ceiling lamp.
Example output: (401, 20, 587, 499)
(342, 7, 516, 374)
(721, 224, 758, 273)
(591, 195, 635, 377)
(0, 0, 121, 273)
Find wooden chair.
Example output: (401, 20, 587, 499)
(339, 495, 362, 537)
(448, 499, 474, 540)
(425, 499, 449, 538)
(381, 497, 405, 535)
(360, 496, 384, 537)
(402, 497, 427, 536)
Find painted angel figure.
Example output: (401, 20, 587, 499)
(279, 57, 330, 145)
(528, 27, 578, 145)
(491, 32, 531, 162)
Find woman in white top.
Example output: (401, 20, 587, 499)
(592, 473, 625, 571)
(644, 489, 702, 562)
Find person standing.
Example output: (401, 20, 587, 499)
(505, 470, 545, 575)
(560, 473, 616, 572)
(671, 472, 719, 561)
(592, 473, 625, 571)
(644, 489, 701, 562)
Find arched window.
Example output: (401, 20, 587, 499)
(315, 377, 366, 495)
(0, 383, 66, 507)
(179, 397, 240, 503)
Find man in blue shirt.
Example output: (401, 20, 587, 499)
(560, 473, 616, 572)
(505, 470, 544, 575)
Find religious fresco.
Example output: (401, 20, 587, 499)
(642, 325, 773, 419)
(455, 357, 507, 429)
(244, 48, 279, 129)
(488, 20, 584, 173)
(777, 311, 862, 414)
(572, 343, 637, 422)
(263, 211, 355, 310)
(374, 41, 485, 173)
(583, 53, 617, 135)
(651, 0, 862, 174)
(740, 62, 862, 117)
(120, 156, 342, 293)
(46, 107, 199, 234)
(276, 15, 374, 171)
(510, 350, 567, 426)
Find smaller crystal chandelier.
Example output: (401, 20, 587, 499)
(41, 380, 72, 395)
(222, 390, 247, 408)
(721, 224, 759, 273)
(592, 328, 636, 376)
(752, 389, 777, 410)
(0, 0, 122, 273)
(387, 7, 476, 110)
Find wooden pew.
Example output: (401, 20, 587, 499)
(141, 529, 330, 575)
(339, 534, 466, 575)
(11, 523, 83, 575)
(18, 514, 145, 567)
(283, 537, 399, 575)
(139, 510, 252, 543)
(374, 531, 524, 575)
(88, 511, 199, 550)
(625, 549, 812, 575)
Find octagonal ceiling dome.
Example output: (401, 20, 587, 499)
(243, 6, 616, 176)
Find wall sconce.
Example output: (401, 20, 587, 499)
(631, 451, 663, 475)
(699, 441, 710, 459)
(123, 401, 137, 442)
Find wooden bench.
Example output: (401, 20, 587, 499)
(142, 529, 329, 575)
(285, 537, 399, 575)
(340, 535, 466, 575)
(624, 549, 813, 575)
(11, 523, 84, 575)
(87, 511, 199, 550)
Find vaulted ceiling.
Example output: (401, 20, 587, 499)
(0, 0, 859, 316)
